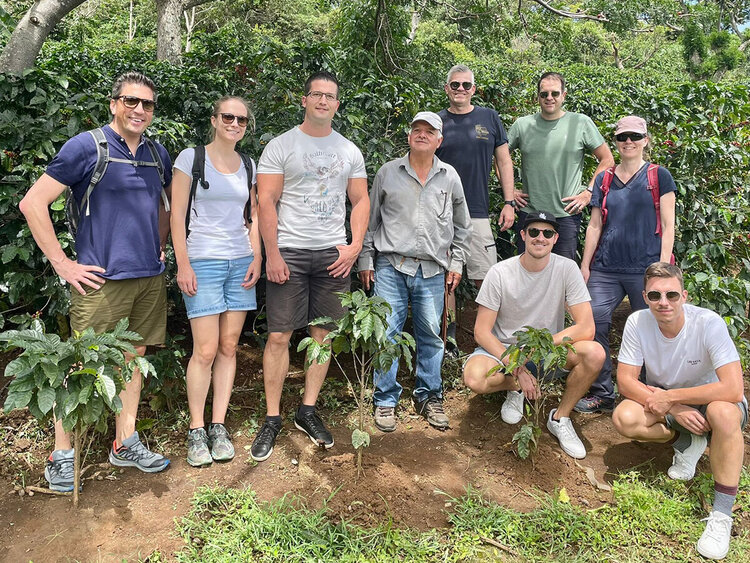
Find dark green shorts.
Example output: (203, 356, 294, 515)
(69, 273, 167, 346)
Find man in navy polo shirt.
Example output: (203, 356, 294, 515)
(20, 72, 172, 491)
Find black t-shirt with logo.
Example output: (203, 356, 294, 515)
(436, 106, 508, 218)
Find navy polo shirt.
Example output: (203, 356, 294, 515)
(45, 125, 172, 280)
(436, 106, 508, 218)
(590, 163, 676, 274)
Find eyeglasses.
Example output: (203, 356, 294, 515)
(449, 81, 474, 91)
(526, 227, 556, 239)
(615, 132, 646, 142)
(306, 91, 337, 102)
(645, 290, 682, 302)
(219, 113, 249, 127)
(538, 91, 561, 99)
(114, 95, 156, 112)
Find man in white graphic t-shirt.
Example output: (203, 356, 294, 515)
(613, 262, 747, 561)
(251, 71, 370, 462)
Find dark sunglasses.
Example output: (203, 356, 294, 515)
(615, 132, 646, 142)
(114, 95, 156, 112)
(538, 91, 561, 99)
(646, 290, 682, 303)
(449, 81, 474, 91)
(526, 227, 556, 239)
(220, 113, 249, 127)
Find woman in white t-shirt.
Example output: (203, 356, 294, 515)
(170, 96, 261, 467)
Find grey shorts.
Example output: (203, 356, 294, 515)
(464, 346, 569, 380)
(265, 247, 349, 333)
(666, 398, 749, 431)
(466, 218, 498, 280)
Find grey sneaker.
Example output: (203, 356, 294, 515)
(547, 409, 586, 459)
(374, 406, 396, 432)
(208, 423, 235, 462)
(45, 449, 74, 492)
(187, 427, 212, 467)
(667, 432, 707, 481)
(414, 397, 449, 430)
(109, 431, 170, 473)
(696, 511, 733, 560)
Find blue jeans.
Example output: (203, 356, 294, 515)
(373, 258, 445, 406)
(587, 269, 647, 400)
(515, 211, 582, 261)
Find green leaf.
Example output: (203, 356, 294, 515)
(351, 428, 370, 450)
(97, 373, 116, 402)
(36, 386, 56, 415)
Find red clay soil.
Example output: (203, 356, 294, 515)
(0, 307, 748, 562)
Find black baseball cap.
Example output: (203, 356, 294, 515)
(522, 210, 559, 230)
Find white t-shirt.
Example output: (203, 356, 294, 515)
(257, 126, 367, 250)
(476, 253, 591, 346)
(174, 148, 255, 260)
(618, 304, 740, 390)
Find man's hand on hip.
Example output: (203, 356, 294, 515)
(327, 243, 360, 278)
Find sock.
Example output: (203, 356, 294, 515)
(713, 483, 738, 517)
(672, 431, 692, 453)
(189, 426, 205, 431)
(265, 415, 282, 426)
(298, 404, 316, 415)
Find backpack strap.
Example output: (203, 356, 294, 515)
(647, 163, 661, 236)
(185, 146, 208, 237)
(144, 137, 170, 212)
(237, 151, 255, 224)
(81, 128, 110, 218)
(599, 166, 616, 228)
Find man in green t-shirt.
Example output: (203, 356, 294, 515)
(507, 72, 613, 261)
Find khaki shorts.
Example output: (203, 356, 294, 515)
(466, 218, 498, 280)
(69, 273, 167, 346)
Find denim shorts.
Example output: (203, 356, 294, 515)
(182, 255, 257, 319)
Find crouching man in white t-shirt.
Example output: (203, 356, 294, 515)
(613, 262, 747, 561)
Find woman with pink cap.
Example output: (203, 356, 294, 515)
(576, 115, 677, 413)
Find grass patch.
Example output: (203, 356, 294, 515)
(176, 470, 750, 562)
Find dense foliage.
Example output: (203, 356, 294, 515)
(0, 1, 748, 365)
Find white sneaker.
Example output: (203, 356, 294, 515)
(667, 433, 707, 481)
(546, 409, 586, 459)
(501, 390, 524, 424)
(696, 511, 732, 560)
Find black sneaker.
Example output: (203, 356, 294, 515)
(294, 408, 334, 449)
(250, 420, 281, 462)
(573, 395, 615, 414)
(414, 396, 450, 429)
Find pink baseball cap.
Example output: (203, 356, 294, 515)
(615, 115, 647, 135)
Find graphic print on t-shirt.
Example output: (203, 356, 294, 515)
(303, 150, 345, 220)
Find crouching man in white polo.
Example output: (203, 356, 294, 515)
(613, 262, 747, 561)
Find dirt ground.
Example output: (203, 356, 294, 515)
(0, 305, 748, 562)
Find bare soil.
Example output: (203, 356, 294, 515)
(0, 304, 748, 562)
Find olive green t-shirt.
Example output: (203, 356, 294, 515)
(508, 112, 605, 217)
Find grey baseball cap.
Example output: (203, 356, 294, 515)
(410, 111, 443, 133)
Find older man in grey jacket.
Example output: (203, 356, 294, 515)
(358, 111, 472, 432)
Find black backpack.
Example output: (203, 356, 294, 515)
(185, 145, 256, 236)
(65, 127, 170, 237)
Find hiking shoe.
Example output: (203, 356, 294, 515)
(45, 449, 74, 492)
(250, 420, 282, 462)
(374, 406, 397, 433)
(109, 431, 170, 473)
(294, 408, 334, 448)
(186, 427, 212, 467)
(501, 390, 525, 424)
(208, 423, 235, 462)
(547, 409, 586, 459)
(574, 394, 615, 414)
(668, 432, 707, 481)
(696, 511, 733, 560)
(414, 397, 449, 430)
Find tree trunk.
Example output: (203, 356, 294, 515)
(0, 0, 88, 74)
(72, 427, 85, 508)
(155, 0, 184, 63)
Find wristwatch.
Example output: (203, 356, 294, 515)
(504, 200, 517, 208)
